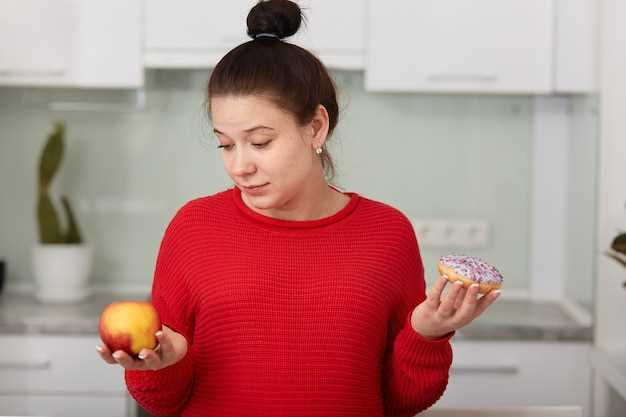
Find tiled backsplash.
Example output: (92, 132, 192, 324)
(0, 70, 596, 308)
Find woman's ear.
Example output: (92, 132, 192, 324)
(310, 104, 330, 148)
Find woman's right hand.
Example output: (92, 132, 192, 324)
(96, 324, 188, 371)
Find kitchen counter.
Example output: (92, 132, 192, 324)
(453, 296, 593, 341)
(423, 406, 583, 417)
(0, 291, 592, 341)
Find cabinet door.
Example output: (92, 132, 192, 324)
(0, 0, 142, 87)
(0, 394, 128, 417)
(289, 0, 366, 69)
(435, 341, 591, 417)
(0, 0, 78, 83)
(366, 0, 554, 94)
(144, 0, 366, 69)
(145, 0, 255, 68)
(0, 335, 125, 393)
(75, 0, 143, 88)
(554, 0, 597, 93)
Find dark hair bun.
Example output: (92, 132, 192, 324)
(247, 0, 303, 40)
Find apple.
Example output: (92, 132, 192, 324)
(99, 301, 161, 358)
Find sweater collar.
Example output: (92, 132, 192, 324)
(231, 185, 360, 229)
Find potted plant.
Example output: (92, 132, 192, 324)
(32, 121, 93, 302)
(605, 228, 626, 289)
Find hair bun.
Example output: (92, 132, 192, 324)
(247, 0, 303, 40)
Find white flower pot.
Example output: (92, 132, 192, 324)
(32, 243, 94, 303)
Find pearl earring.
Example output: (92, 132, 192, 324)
(315, 147, 323, 155)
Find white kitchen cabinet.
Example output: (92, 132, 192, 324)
(287, 0, 366, 70)
(144, 0, 366, 70)
(0, 0, 143, 88)
(0, 395, 128, 417)
(554, 0, 597, 93)
(144, 0, 252, 68)
(0, 335, 130, 417)
(366, 0, 554, 94)
(0, 1, 76, 82)
(436, 341, 591, 417)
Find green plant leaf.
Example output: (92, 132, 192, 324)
(60, 195, 83, 244)
(610, 233, 626, 255)
(604, 250, 626, 269)
(37, 191, 62, 243)
(38, 121, 64, 188)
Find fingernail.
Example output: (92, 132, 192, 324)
(96, 346, 103, 353)
(454, 280, 463, 286)
(155, 331, 163, 338)
(138, 352, 146, 360)
(493, 290, 501, 297)
(112, 352, 121, 359)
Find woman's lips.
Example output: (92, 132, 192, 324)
(243, 183, 269, 194)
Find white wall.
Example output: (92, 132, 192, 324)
(594, 0, 626, 351)
(593, 0, 626, 414)
(0, 70, 597, 308)
(0, 70, 534, 294)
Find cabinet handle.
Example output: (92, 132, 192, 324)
(0, 360, 52, 370)
(426, 74, 499, 83)
(0, 69, 65, 77)
(451, 364, 519, 375)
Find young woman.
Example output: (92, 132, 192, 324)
(97, 1, 500, 416)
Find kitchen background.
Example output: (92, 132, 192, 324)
(0, 70, 597, 309)
(2, 0, 626, 417)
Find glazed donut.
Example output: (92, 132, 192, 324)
(437, 254, 503, 295)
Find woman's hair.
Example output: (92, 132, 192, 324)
(207, 0, 339, 181)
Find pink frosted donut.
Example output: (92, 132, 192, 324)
(437, 254, 503, 294)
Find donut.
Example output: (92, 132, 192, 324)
(437, 254, 503, 295)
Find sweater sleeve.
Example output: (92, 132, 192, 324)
(124, 206, 197, 417)
(383, 220, 454, 417)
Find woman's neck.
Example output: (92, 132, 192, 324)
(241, 180, 349, 222)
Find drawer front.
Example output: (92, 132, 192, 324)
(436, 342, 591, 414)
(0, 335, 125, 393)
(0, 394, 128, 417)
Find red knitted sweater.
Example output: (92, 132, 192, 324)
(125, 186, 454, 417)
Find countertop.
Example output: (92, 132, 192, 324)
(0, 291, 593, 341)
(422, 407, 583, 417)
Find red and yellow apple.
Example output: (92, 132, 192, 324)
(99, 301, 161, 358)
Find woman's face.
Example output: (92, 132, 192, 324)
(210, 94, 326, 211)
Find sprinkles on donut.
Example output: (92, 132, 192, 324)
(437, 254, 503, 295)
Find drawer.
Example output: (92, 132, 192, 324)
(0, 393, 128, 417)
(0, 335, 125, 393)
(436, 341, 591, 415)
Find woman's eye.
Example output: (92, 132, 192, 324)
(217, 141, 270, 151)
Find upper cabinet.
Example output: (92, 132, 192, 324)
(144, 0, 366, 70)
(366, 0, 597, 94)
(0, 1, 76, 82)
(288, 0, 366, 70)
(0, 1, 596, 93)
(365, 0, 554, 94)
(0, 0, 142, 88)
(144, 0, 252, 68)
(554, 0, 597, 93)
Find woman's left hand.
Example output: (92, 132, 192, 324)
(410, 275, 501, 340)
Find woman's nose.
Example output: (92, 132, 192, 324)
(230, 150, 256, 176)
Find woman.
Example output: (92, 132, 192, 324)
(96, 1, 500, 416)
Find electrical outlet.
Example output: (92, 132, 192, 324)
(410, 218, 490, 248)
